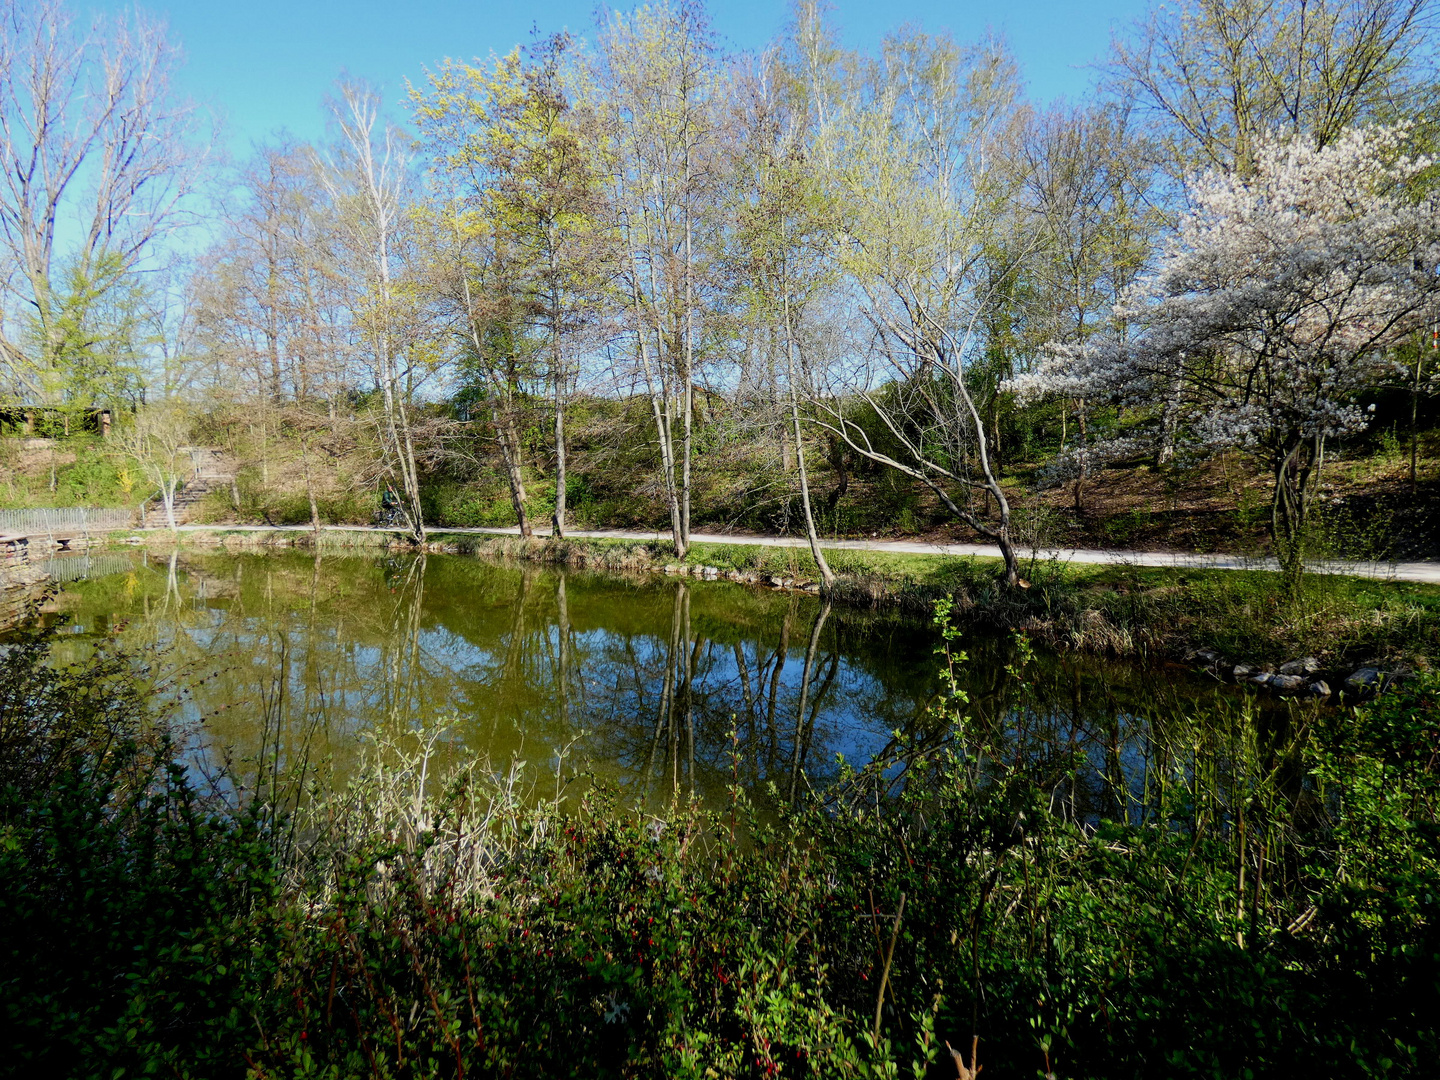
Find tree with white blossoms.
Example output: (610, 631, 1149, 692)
(1009, 125, 1440, 592)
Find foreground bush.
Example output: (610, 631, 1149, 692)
(1, 613, 1436, 1078)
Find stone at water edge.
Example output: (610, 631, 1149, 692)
(1269, 674, 1307, 693)
(1279, 656, 1321, 676)
(1344, 668, 1383, 694)
(1250, 673, 1274, 687)
(1308, 680, 1331, 697)
(1233, 663, 1257, 679)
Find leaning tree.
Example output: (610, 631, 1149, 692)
(813, 31, 1033, 586)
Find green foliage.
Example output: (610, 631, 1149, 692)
(0, 619, 281, 1078)
(2, 615, 1438, 1076)
(13, 252, 153, 413)
(58, 445, 125, 503)
(0, 436, 140, 509)
(425, 478, 529, 528)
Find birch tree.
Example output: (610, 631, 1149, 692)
(588, 2, 719, 559)
(318, 80, 427, 543)
(114, 402, 191, 531)
(726, 47, 838, 587)
(815, 31, 1032, 585)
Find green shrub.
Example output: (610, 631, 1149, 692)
(0, 619, 280, 1078)
(2, 609, 1437, 1077)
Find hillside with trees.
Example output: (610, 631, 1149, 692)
(2, 0, 1438, 582)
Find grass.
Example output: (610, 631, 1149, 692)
(0, 435, 141, 510)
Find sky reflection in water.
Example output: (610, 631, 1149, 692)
(40, 549, 1291, 817)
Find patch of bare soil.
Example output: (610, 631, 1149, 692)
(1029, 455, 1272, 555)
(910, 451, 1440, 561)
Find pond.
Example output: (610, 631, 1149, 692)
(34, 548, 1298, 816)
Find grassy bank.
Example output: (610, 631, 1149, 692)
(3, 616, 1438, 1078)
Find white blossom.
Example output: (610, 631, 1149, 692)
(1006, 125, 1440, 579)
(1008, 125, 1440, 454)
(1034, 436, 1151, 487)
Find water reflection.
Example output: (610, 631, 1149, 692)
(37, 549, 1298, 812)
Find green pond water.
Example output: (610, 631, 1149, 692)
(34, 548, 1296, 814)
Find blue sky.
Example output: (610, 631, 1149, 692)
(82, 0, 1152, 156)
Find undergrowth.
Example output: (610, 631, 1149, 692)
(2, 606, 1438, 1077)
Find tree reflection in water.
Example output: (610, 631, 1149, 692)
(40, 549, 1304, 815)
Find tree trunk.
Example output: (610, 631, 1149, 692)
(680, 216, 694, 558)
(1411, 340, 1428, 493)
(394, 388, 426, 546)
(498, 410, 532, 538)
(624, 234, 684, 558)
(1158, 373, 1184, 464)
(1271, 431, 1325, 599)
(551, 266, 568, 540)
(824, 392, 1022, 587)
(792, 401, 834, 589)
(553, 381, 567, 539)
(954, 357, 1021, 587)
(162, 479, 178, 532)
(783, 293, 834, 590)
(300, 435, 321, 537)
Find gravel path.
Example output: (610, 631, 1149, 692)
(156, 523, 1440, 585)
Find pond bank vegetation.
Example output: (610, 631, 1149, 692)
(99, 527, 1440, 674)
(3, 608, 1438, 1078)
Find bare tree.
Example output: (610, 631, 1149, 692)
(317, 80, 427, 544)
(0, 0, 203, 406)
(814, 30, 1033, 585)
(194, 143, 352, 405)
(113, 403, 192, 531)
(1111, 0, 1436, 176)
